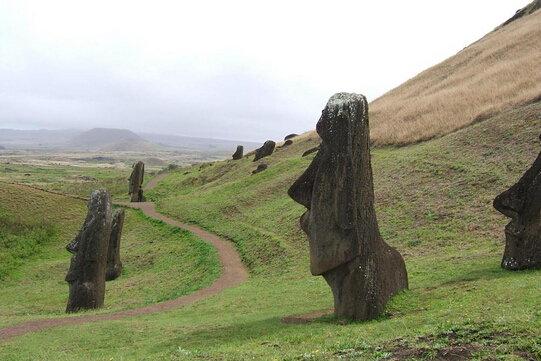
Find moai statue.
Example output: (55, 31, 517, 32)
(288, 93, 408, 320)
(106, 209, 125, 281)
(232, 145, 244, 160)
(253, 140, 276, 161)
(65, 189, 112, 313)
(129, 161, 145, 202)
(494, 134, 541, 270)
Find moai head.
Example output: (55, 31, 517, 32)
(288, 93, 376, 275)
(493, 134, 541, 270)
(288, 93, 407, 320)
(65, 189, 112, 312)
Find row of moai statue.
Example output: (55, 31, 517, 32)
(289, 92, 541, 320)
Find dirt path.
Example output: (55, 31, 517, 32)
(0, 174, 248, 341)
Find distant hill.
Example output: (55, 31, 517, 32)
(65, 128, 162, 151)
(0, 129, 81, 150)
(365, 0, 541, 146)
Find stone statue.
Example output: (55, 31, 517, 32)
(129, 161, 145, 202)
(253, 140, 276, 161)
(106, 209, 125, 281)
(65, 189, 112, 313)
(288, 93, 408, 320)
(494, 134, 541, 270)
(232, 145, 244, 160)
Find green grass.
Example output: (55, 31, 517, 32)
(0, 163, 157, 200)
(0, 183, 220, 327)
(1, 102, 541, 360)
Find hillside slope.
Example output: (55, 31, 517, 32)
(367, 2, 541, 146)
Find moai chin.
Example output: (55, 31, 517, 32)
(65, 189, 112, 313)
(288, 92, 408, 320)
(106, 209, 125, 281)
(494, 135, 541, 270)
(129, 161, 145, 202)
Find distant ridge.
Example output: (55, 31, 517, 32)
(65, 128, 161, 151)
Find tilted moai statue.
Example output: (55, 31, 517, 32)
(106, 209, 125, 281)
(129, 161, 145, 202)
(288, 93, 408, 320)
(253, 140, 276, 162)
(232, 145, 244, 160)
(494, 134, 541, 270)
(65, 189, 112, 313)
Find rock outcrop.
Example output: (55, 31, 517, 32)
(232, 145, 244, 160)
(129, 161, 145, 202)
(494, 134, 541, 270)
(65, 189, 112, 313)
(106, 209, 125, 281)
(288, 93, 408, 320)
(253, 141, 276, 162)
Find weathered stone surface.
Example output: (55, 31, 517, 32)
(252, 163, 268, 175)
(288, 92, 408, 320)
(253, 140, 276, 162)
(494, 136, 541, 270)
(284, 133, 298, 141)
(129, 161, 145, 202)
(106, 209, 125, 281)
(302, 146, 319, 157)
(283, 140, 293, 147)
(232, 145, 244, 160)
(65, 189, 112, 313)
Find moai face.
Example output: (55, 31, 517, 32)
(494, 136, 541, 270)
(288, 93, 374, 275)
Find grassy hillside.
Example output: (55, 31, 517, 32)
(2, 100, 540, 360)
(0, 183, 220, 327)
(366, 4, 541, 146)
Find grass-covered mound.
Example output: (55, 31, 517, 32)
(0, 183, 220, 327)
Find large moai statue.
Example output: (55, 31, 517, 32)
(232, 145, 244, 160)
(129, 161, 145, 202)
(65, 189, 112, 313)
(106, 209, 125, 281)
(494, 134, 541, 270)
(288, 93, 408, 320)
(253, 140, 276, 162)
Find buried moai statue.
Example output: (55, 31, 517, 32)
(129, 161, 145, 202)
(288, 93, 408, 320)
(65, 189, 112, 313)
(106, 209, 125, 281)
(253, 140, 276, 161)
(232, 145, 244, 160)
(493, 134, 541, 270)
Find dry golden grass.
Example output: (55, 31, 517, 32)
(368, 8, 541, 146)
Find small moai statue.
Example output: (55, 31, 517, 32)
(288, 93, 408, 320)
(65, 189, 112, 313)
(493, 134, 541, 270)
(106, 209, 125, 281)
(129, 161, 145, 202)
(253, 140, 276, 161)
(232, 145, 244, 160)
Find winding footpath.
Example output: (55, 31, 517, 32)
(0, 174, 249, 340)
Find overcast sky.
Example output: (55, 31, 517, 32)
(0, 1, 531, 142)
